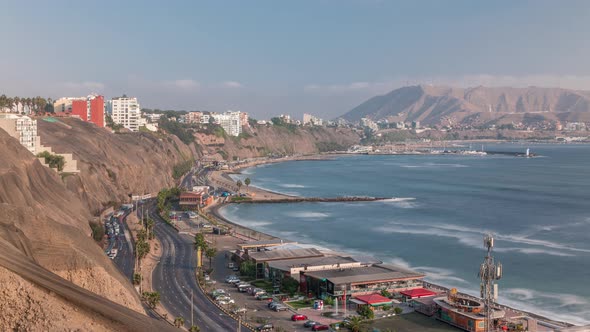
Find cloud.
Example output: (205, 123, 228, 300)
(62, 81, 105, 92)
(222, 81, 243, 88)
(164, 79, 200, 90)
(304, 74, 590, 96)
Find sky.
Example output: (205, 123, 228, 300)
(2, 0, 590, 120)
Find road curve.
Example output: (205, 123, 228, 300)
(0, 240, 176, 332)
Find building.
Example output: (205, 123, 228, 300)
(212, 111, 243, 136)
(268, 256, 362, 282)
(186, 111, 203, 124)
(350, 293, 393, 310)
(303, 113, 323, 126)
(0, 113, 40, 153)
(239, 112, 250, 127)
(54, 94, 105, 127)
(361, 118, 379, 131)
(111, 96, 141, 131)
(433, 294, 505, 332)
(246, 248, 324, 279)
(301, 263, 424, 300)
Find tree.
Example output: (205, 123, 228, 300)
(189, 326, 200, 332)
(142, 291, 160, 308)
(244, 178, 251, 192)
(358, 305, 374, 319)
(236, 180, 243, 193)
(394, 306, 403, 315)
(346, 316, 364, 332)
(380, 289, 391, 298)
(136, 239, 150, 263)
(133, 273, 142, 285)
(205, 247, 217, 268)
(239, 260, 256, 278)
(280, 277, 299, 296)
(174, 316, 184, 328)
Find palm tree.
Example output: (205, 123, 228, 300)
(236, 180, 243, 193)
(205, 247, 217, 268)
(189, 325, 200, 332)
(244, 177, 251, 192)
(174, 316, 184, 328)
(346, 316, 364, 332)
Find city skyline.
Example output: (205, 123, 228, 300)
(2, 0, 590, 120)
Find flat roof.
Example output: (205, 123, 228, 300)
(354, 293, 393, 305)
(268, 256, 358, 272)
(248, 248, 323, 262)
(304, 264, 425, 285)
(400, 288, 438, 298)
(237, 240, 297, 250)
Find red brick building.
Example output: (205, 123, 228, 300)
(57, 95, 105, 127)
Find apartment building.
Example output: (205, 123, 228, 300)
(111, 96, 141, 131)
(0, 113, 40, 154)
(53, 95, 105, 127)
(212, 111, 242, 136)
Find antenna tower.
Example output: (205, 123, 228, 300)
(479, 234, 502, 332)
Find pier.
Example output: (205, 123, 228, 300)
(228, 196, 390, 204)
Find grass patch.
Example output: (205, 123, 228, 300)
(286, 299, 313, 309)
(230, 196, 252, 202)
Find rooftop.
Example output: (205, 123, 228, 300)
(247, 248, 323, 262)
(304, 264, 425, 285)
(267, 256, 359, 272)
(400, 288, 438, 298)
(237, 239, 297, 250)
(354, 293, 393, 305)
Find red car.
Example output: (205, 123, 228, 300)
(312, 325, 330, 331)
(291, 314, 308, 321)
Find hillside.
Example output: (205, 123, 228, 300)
(341, 85, 590, 126)
(195, 124, 360, 161)
(38, 118, 194, 214)
(0, 128, 145, 330)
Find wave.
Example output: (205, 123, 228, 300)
(375, 220, 590, 256)
(279, 183, 307, 188)
(379, 197, 418, 208)
(286, 211, 331, 219)
(381, 197, 416, 202)
(400, 163, 469, 168)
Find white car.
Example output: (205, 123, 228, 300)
(217, 299, 235, 305)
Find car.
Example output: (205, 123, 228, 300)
(291, 314, 308, 321)
(255, 323, 273, 332)
(267, 301, 280, 308)
(257, 293, 272, 300)
(204, 274, 210, 281)
(217, 299, 235, 305)
(312, 325, 330, 331)
(304, 321, 320, 328)
(211, 289, 226, 297)
(228, 279, 241, 284)
(249, 287, 264, 295)
(232, 307, 247, 314)
(252, 289, 266, 296)
(224, 275, 237, 282)
(232, 266, 240, 272)
(214, 295, 231, 301)
(273, 304, 288, 312)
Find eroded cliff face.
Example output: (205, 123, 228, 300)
(0, 128, 143, 330)
(38, 118, 193, 214)
(196, 124, 361, 160)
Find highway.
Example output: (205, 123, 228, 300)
(0, 239, 177, 332)
(150, 201, 241, 331)
(113, 211, 135, 282)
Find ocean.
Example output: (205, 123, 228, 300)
(220, 143, 590, 325)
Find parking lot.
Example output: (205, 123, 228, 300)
(207, 235, 338, 332)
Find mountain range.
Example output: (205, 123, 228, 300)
(340, 85, 590, 126)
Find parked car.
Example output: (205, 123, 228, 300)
(312, 325, 330, 331)
(255, 323, 273, 332)
(257, 294, 273, 301)
(273, 304, 288, 312)
(304, 321, 320, 328)
(204, 274, 210, 281)
(217, 299, 235, 305)
(232, 307, 247, 314)
(291, 314, 308, 321)
(267, 301, 280, 308)
(214, 295, 231, 301)
(249, 288, 264, 295)
(224, 275, 237, 282)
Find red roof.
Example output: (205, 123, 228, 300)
(399, 288, 437, 298)
(354, 293, 392, 305)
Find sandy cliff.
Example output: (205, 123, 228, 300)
(0, 128, 144, 330)
(38, 118, 193, 214)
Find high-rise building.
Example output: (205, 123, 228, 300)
(110, 96, 141, 131)
(212, 111, 243, 136)
(54, 94, 105, 127)
(0, 113, 40, 154)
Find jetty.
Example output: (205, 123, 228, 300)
(229, 196, 390, 204)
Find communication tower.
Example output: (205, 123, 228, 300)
(479, 234, 502, 332)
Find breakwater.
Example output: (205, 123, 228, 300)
(229, 196, 390, 204)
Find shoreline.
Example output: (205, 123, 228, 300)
(203, 156, 578, 328)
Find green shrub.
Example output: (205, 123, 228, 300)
(89, 221, 104, 242)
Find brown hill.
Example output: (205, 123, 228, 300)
(38, 118, 193, 214)
(0, 128, 144, 330)
(195, 124, 360, 161)
(341, 85, 590, 126)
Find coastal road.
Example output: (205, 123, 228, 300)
(113, 211, 135, 282)
(0, 239, 176, 332)
(150, 202, 241, 331)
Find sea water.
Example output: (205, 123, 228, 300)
(220, 143, 590, 324)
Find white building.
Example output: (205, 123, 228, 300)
(361, 118, 379, 131)
(212, 111, 243, 136)
(111, 96, 141, 131)
(303, 113, 324, 126)
(0, 113, 40, 154)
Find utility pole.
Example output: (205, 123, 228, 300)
(191, 289, 194, 328)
